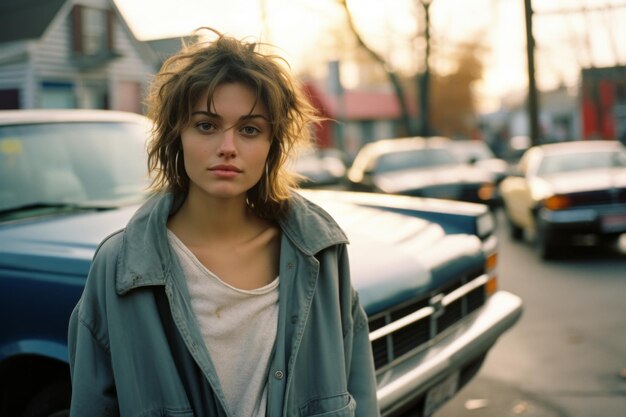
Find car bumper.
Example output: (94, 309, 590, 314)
(377, 290, 523, 416)
(539, 204, 626, 236)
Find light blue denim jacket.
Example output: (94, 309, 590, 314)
(68, 192, 380, 417)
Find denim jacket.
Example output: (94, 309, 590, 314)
(68, 192, 380, 417)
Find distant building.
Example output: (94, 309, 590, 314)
(479, 85, 581, 157)
(303, 77, 412, 159)
(581, 66, 626, 143)
(0, 0, 156, 112)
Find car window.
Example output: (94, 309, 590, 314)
(536, 150, 624, 176)
(0, 121, 150, 212)
(375, 148, 458, 173)
(450, 142, 494, 162)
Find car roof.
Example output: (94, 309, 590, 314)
(537, 140, 624, 156)
(360, 136, 451, 155)
(0, 109, 150, 126)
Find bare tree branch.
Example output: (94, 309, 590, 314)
(336, 0, 415, 135)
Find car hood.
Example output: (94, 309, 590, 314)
(374, 165, 493, 194)
(0, 206, 140, 276)
(0, 199, 483, 316)
(537, 167, 626, 195)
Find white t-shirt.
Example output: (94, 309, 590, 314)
(168, 230, 279, 417)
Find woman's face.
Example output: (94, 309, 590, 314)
(180, 82, 272, 201)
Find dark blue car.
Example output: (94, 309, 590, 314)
(0, 110, 522, 417)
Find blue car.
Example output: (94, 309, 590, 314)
(0, 110, 522, 417)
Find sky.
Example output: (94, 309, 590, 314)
(113, 0, 626, 112)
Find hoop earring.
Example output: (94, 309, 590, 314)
(174, 149, 183, 186)
(263, 162, 270, 202)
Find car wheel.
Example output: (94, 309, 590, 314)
(21, 380, 70, 417)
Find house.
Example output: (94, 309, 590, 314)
(303, 79, 412, 159)
(146, 36, 195, 71)
(0, 0, 156, 112)
(479, 85, 581, 157)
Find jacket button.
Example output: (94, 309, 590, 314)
(274, 370, 284, 380)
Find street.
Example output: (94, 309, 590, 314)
(436, 210, 626, 417)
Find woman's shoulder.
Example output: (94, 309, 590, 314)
(93, 229, 125, 259)
(280, 192, 349, 253)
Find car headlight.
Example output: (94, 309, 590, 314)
(543, 195, 571, 210)
(477, 212, 495, 237)
(478, 183, 496, 201)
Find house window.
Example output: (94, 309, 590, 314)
(72, 5, 114, 56)
(40, 82, 76, 108)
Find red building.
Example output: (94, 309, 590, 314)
(580, 66, 626, 142)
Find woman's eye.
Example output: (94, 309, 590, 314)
(196, 122, 215, 132)
(241, 126, 260, 136)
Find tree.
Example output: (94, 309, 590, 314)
(430, 42, 484, 138)
(330, 0, 486, 140)
(336, 0, 415, 136)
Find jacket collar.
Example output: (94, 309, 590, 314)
(115, 193, 176, 294)
(279, 192, 349, 256)
(115, 192, 348, 294)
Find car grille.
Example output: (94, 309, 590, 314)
(368, 268, 487, 371)
(566, 188, 626, 206)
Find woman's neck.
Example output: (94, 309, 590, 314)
(168, 188, 266, 246)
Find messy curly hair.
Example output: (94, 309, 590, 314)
(145, 28, 319, 220)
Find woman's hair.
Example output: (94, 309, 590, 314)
(145, 28, 319, 219)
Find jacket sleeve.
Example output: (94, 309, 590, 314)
(68, 304, 119, 416)
(67, 237, 120, 417)
(339, 245, 381, 417)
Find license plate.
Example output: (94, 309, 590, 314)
(601, 214, 626, 232)
(423, 371, 459, 416)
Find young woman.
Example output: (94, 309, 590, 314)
(68, 29, 379, 416)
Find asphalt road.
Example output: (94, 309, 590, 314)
(435, 210, 626, 417)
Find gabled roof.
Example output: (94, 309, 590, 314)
(0, 0, 66, 43)
(304, 81, 416, 121)
(145, 36, 197, 68)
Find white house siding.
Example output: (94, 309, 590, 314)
(107, 22, 155, 113)
(0, 61, 27, 90)
(29, 1, 78, 108)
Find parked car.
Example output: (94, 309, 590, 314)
(290, 147, 347, 188)
(445, 139, 509, 184)
(0, 110, 522, 417)
(499, 140, 626, 259)
(347, 137, 499, 208)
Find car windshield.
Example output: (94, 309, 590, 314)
(0, 121, 150, 213)
(536, 150, 626, 176)
(375, 148, 458, 173)
(450, 142, 494, 162)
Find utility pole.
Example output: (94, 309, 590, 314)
(524, 0, 540, 146)
(418, 0, 432, 137)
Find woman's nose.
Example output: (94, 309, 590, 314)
(217, 129, 237, 158)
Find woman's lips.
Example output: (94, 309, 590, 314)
(208, 164, 242, 178)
